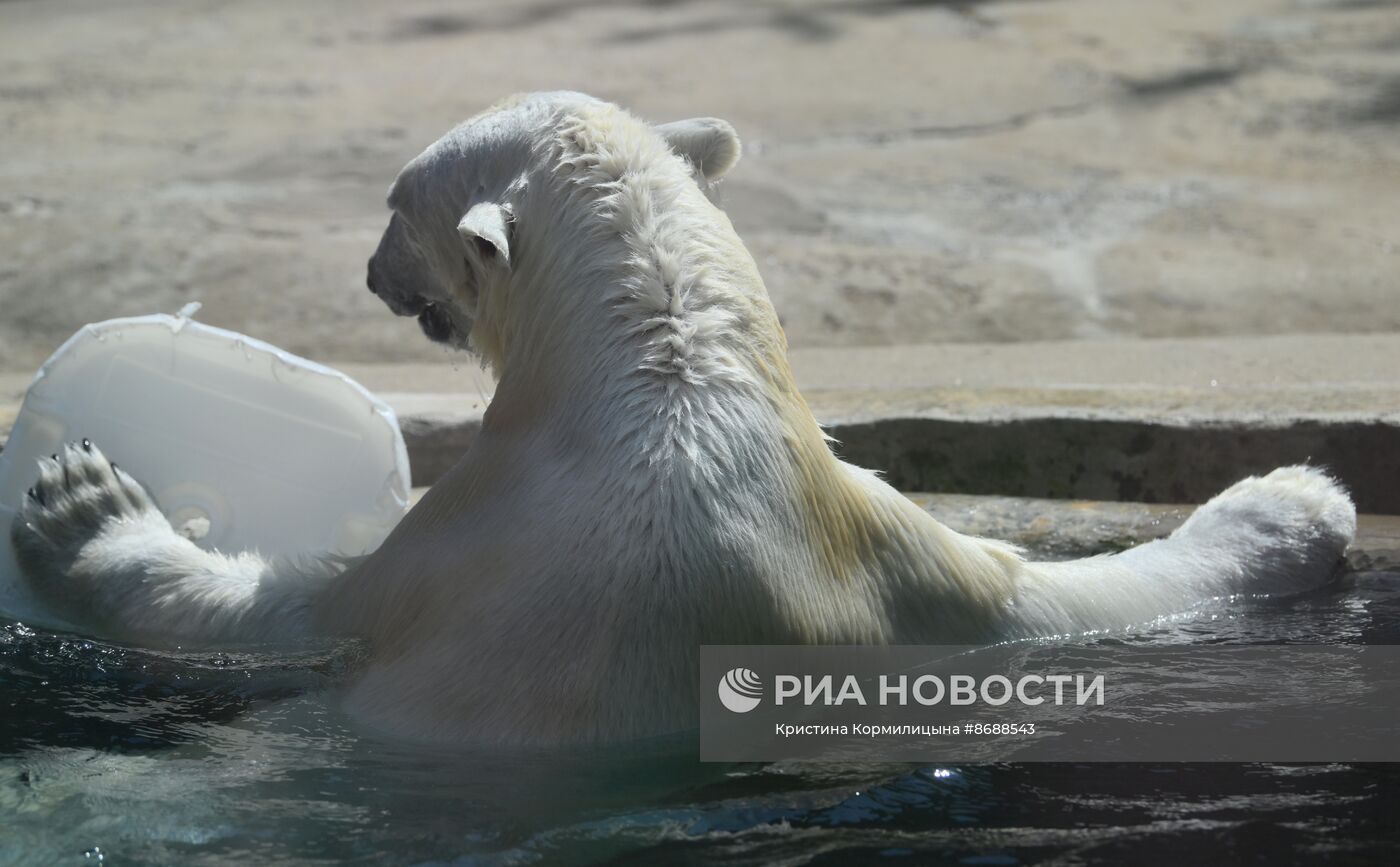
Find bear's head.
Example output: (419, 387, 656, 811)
(365, 92, 742, 367)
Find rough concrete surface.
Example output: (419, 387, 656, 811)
(3, 0, 1397, 517)
(2, 0, 1399, 371)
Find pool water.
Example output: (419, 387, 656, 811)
(3, 567, 1400, 866)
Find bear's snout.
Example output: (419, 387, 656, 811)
(365, 256, 432, 318)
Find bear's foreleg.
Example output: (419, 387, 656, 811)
(10, 440, 339, 647)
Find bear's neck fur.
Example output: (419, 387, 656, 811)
(480, 103, 830, 493)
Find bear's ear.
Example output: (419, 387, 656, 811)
(457, 201, 512, 267)
(657, 118, 742, 181)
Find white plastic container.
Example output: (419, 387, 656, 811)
(0, 306, 411, 630)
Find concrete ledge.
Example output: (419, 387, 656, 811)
(374, 390, 1400, 513)
(354, 334, 1400, 513)
(4, 335, 1399, 512)
(825, 407, 1400, 515)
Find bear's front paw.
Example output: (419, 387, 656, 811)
(10, 439, 167, 584)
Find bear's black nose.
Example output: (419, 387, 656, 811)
(366, 259, 380, 295)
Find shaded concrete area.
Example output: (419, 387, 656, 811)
(2, 0, 1399, 370)
(830, 414, 1400, 514)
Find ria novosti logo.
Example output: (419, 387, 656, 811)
(717, 667, 763, 713)
(716, 667, 1107, 714)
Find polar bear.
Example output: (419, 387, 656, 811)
(10, 92, 1355, 744)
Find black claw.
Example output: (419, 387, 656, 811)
(50, 454, 57, 461)
(27, 487, 42, 505)
(81, 438, 92, 452)
(110, 463, 118, 472)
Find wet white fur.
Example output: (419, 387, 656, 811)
(11, 93, 1355, 744)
